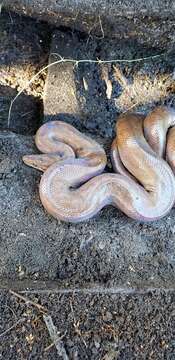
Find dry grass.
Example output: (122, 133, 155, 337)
(0, 64, 46, 99)
(114, 73, 175, 111)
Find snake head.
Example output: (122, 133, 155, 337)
(22, 154, 61, 172)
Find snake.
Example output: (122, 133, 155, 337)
(23, 106, 175, 223)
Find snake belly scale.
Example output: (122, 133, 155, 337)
(23, 106, 175, 223)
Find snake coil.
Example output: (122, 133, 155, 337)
(23, 106, 175, 222)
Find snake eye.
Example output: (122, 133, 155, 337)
(69, 185, 77, 191)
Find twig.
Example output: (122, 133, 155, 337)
(4, 304, 17, 319)
(43, 315, 69, 359)
(44, 342, 55, 352)
(9, 290, 47, 313)
(7, 51, 166, 127)
(86, 16, 101, 44)
(83, 77, 88, 91)
(70, 300, 87, 348)
(51, 52, 165, 64)
(0, 318, 25, 338)
(98, 15, 104, 39)
(8, 11, 14, 24)
(87, 15, 104, 41)
(21, 110, 33, 118)
(113, 65, 129, 88)
(101, 65, 113, 99)
(124, 100, 141, 112)
(44, 332, 66, 352)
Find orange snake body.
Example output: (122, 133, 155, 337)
(23, 106, 175, 222)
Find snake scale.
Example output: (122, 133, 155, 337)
(23, 106, 175, 223)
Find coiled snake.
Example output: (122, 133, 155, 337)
(23, 106, 175, 222)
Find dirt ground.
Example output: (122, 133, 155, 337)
(1, 9, 175, 359)
(0, 289, 175, 359)
(5, 0, 175, 50)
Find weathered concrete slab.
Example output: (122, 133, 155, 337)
(44, 31, 80, 123)
(5, 0, 175, 48)
(44, 30, 120, 136)
(1, 130, 175, 288)
(0, 288, 175, 358)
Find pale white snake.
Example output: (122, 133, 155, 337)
(23, 106, 175, 222)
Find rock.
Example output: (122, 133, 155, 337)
(103, 311, 113, 322)
(94, 335, 101, 349)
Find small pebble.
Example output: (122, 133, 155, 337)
(103, 311, 113, 321)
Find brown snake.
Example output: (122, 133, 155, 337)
(23, 106, 175, 222)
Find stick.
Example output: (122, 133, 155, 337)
(9, 290, 47, 313)
(0, 318, 25, 338)
(43, 315, 69, 359)
(44, 332, 66, 352)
